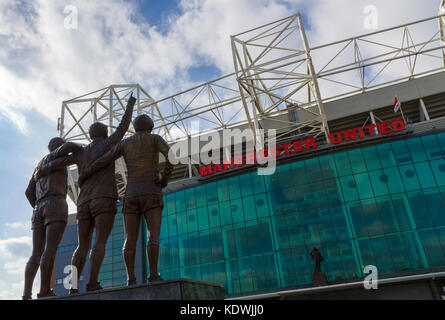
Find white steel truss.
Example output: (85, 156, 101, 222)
(60, 12, 445, 202)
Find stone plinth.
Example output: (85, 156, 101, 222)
(40, 279, 225, 300)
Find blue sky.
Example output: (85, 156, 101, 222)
(0, 0, 441, 299)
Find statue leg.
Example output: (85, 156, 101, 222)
(71, 218, 94, 290)
(39, 221, 66, 296)
(144, 206, 162, 281)
(123, 213, 141, 285)
(87, 213, 115, 289)
(23, 227, 45, 299)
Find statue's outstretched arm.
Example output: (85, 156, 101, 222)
(34, 154, 77, 181)
(104, 95, 136, 149)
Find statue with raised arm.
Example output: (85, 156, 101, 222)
(310, 247, 323, 273)
(23, 138, 82, 299)
(78, 114, 174, 285)
(35, 94, 136, 293)
(310, 247, 327, 286)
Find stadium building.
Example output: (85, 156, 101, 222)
(53, 11, 445, 299)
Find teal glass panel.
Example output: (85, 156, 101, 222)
(407, 137, 428, 163)
(216, 178, 230, 202)
(369, 170, 389, 197)
(195, 185, 207, 207)
(376, 142, 397, 168)
(160, 214, 169, 239)
(414, 162, 437, 189)
(425, 188, 445, 227)
(239, 173, 254, 197)
(170, 237, 179, 268)
(208, 203, 221, 228)
(357, 239, 374, 267)
(168, 214, 177, 237)
(210, 229, 224, 261)
(290, 160, 308, 185)
(331, 206, 349, 240)
(250, 172, 266, 194)
(436, 227, 445, 257)
(376, 196, 399, 233)
(391, 196, 413, 231)
(391, 140, 412, 164)
(187, 209, 198, 233)
(242, 196, 257, 221)
(228, 176, 241, 199)
(175, 190, 186, 209)
(197, 206, 209, 231)
(399, 164, 421, 191)
(219, 201, 232, 226)
(436, 132, 445, 151)
(339, 176, 359, 202)
(185, 187, 196, 209)
(419, 229, 445, 267)
(401, 232, 426, 269)
(305, 158, 323, 182)
(176, 211, 188, 235)
(206, 181, 218, 203)
(383, 167, 405, 194)
(199, 231, 212, 264)
(421, 135, 443, 160)
(166, 193, 176, 214)
(273, 215, 291, 250)
(229, 199, 243, 224)
(361, 145, 382, 171)
(348, 149, 367, 174)
(319, 154, 338, 179)
(354, 172, 374, 199)
(370, 237, 394, 274)
(430, 158, 445, 186)
(334, 152, 352, 176)
(348, 202, 368, 238)
(407, 191, 433, 228)
(360, 199, 384, 236)
(254, 193, 269, 218)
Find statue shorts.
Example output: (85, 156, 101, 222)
(122, 194, 164, 215)
(77, 198, 117, 220)
(31, 196, 68, 230)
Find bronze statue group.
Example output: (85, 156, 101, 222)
(23, 94, 174, 299)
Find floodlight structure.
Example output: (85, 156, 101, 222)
(230, 14, 330, 147)
(440, 0, 445, 66)
(60, 12, 445, 202)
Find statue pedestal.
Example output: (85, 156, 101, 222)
(40, 279, 225, 300)
(313, 272, 328, 287)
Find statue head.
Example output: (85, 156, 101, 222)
(134, 114, 154, 132)
(89, 122, 108, 140)
(48, 137, 66, 152)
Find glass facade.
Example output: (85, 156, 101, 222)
(97, 207, 127, 289)
(155, 132, 445, 296)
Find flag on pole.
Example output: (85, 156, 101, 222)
(394, 95, 401, 113)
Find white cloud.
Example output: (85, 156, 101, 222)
(0, 236, 32, 300)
